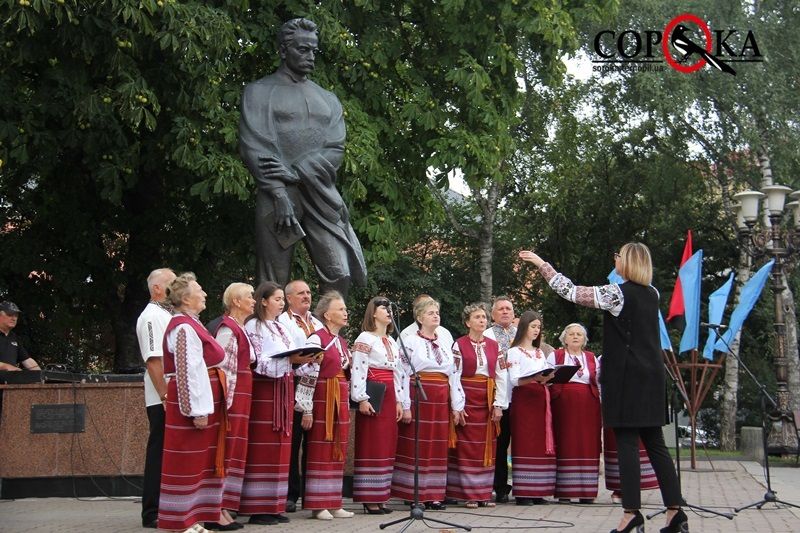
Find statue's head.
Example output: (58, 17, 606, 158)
(278, 18, 319, 77)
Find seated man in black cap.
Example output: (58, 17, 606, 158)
(0, 301, 40, 371)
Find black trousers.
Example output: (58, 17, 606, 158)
(614, 426, 682, 510)
(142, 404, 165, 524)
(287, 403, 308, 503)
(493, 407, 512, 495)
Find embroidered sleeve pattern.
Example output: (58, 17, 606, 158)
(543, 262, 624, 316)
(217, 327, 238, 409)
(175, 328, 192, 416)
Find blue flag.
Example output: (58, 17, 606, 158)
(702, 273, 734, 359)
(679, 250, 703, 353)
(714, 260, 774, 352)
(608, 268, 672, 351)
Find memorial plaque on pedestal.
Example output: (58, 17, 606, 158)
(30, 404, 86, 434)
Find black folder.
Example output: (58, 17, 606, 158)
(349, 380, 387, 412)
(520, 364, 581, 384)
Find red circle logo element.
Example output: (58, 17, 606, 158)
(663, 13, 713, 74)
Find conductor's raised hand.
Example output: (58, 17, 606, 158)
(518, 250, 545, 267)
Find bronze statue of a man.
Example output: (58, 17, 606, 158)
(239, 18, 366, 296)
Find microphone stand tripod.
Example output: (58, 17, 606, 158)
(646, 360, 734, 521)
(703, 325, 800, 513)
(380, 304, 471, 532)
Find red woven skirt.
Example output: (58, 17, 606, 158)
(353, 368, 398, 503)
(551, 383, 601, 499)
(303, 375, 350, 510)
(510, 381, 556, 498)
(239, 373, 293, 515)
(391, 372, 449, 502)
(158, 371, 224, 530)
(221, 368, 252, 510)
(446, 375, 496, 502)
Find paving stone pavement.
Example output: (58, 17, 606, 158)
(1, 461, 798, 532)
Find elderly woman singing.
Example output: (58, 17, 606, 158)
(159, 273, 237, 532)
(294, 291, 355, 520)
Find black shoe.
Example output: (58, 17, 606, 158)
(249, 514, 278, 525)
(532, 498, 548, 505)
(579, 498, 595, 504)
(142, 519, 158, 529)
(515, 498, 533, 506)
(495, 493, 509, 504)
(426, 501, 447, 510)
(444, 497, 459, 505)
(660, 509, 688, 533)
(269, 514, 290, 523)
(362, 504, 384, 515)
(204, 522, 244, 531)
(381, 505, 393, 514)
(286, 500, 297, 513)
(610, 510, 644, 533)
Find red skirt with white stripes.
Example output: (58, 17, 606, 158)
(391, 373, 449, 502)
(158, 372, 224, 530)
(551, 383, 601, 499)
(353, 369, 398, 503)
(510, 381, 556, 497)
(239, 374, 293, 515)
(303, 376, 350, 510)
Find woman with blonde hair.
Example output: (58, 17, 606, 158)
(213, 283, 256, 527)
(520, 243, 685, 533)
(547, 323, 601, 503)
(391, 297, 459, 510)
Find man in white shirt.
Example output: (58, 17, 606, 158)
(135, 268, 175, 528)
(277, 279, 323, 512)
(484, 296, 517, 503)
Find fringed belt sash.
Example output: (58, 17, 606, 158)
(324, 370, 347, 461)
(542, 384, 555, 456)
(460, 375, 499, 467)
(208, 367, 229, 477)
(267, 373, 293, 437)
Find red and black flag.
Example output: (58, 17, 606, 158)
(666, 230, 693, 327)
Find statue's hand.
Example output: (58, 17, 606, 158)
(273, 191, 300, 230)
(259, 156, 300, 184)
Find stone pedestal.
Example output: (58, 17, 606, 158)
(0, 382, 147, 497)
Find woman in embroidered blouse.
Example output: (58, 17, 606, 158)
(159, 273, 236, 532)
(447, 302, 509, 509)
(391, 297, 462, 510)
(547, 323, 601, 504)
(519, 244, 685, 533)
(505, 310, 555, 505)
(350, 296, 407, 514)
(293, 291, 354, 520)
(214, 283, 256, 526)
(239, 282, 299, 526)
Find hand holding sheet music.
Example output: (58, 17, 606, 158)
(519, 364, 581, 384)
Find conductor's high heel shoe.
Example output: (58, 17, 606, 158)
(660, 509, 688, 533)
(610, 510, 644, 533)
(362, 504, 384, 515)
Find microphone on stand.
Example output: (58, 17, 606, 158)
(700, 322, 728, 330)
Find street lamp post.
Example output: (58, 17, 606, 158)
(733, 186, 800, 454)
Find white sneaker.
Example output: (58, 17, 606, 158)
(312, 509, 334, 520)
(331, 508, 355, 518)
